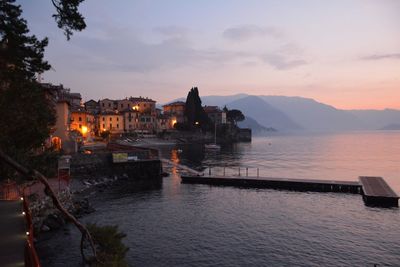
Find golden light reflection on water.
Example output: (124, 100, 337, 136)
(171, 149, 180, 175)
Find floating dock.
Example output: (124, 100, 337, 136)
(181, 174, 399, 207)
(359, 176, 399, 207)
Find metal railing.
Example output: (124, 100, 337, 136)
(205, 166, 260, 178)
(22, 187, 41, 267)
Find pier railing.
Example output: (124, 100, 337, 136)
(204, 166, 260, 178)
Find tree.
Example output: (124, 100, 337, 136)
(184, 87, 210, 130)
(0, 0, 86, 179)
(227, 109, 245, 125)
(51, 0, 86, 40)
(87, 223, 129, 266)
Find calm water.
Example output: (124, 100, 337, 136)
(40, 132, 400, 266)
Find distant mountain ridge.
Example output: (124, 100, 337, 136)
(166, 94, 400, 132)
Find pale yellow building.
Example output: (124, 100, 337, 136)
(99, 112, 124, 134)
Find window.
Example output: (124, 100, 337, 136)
(102, 103, 105, 107)
(129, 118, 132, 122)
(117, 124, 119, 128)
(79, 124, 82, 128)
(102, 117, 105, 121)
(110, 117, 112, 121)
(117, 117, 119, 121)
(121, 104, 123, 108)
(108, 103, 111, 107)
(78, 117, 82, 121)
(102, 124, 105, 128)
(110, 123, 112, 129)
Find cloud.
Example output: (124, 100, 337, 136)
(223, 25, 282, 41)
(361, 53, 400, 61)
(262, 54, 307, 70)
(153, 26, 189, 38)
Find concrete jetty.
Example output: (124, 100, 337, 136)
(181, 173, 399, 207)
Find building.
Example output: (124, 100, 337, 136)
(123, 110, 140, 133)
(204, 106, 227, 125)
(157, 114, 172, 131)
(68, 93, 82, 107)
(99, 98, 115, 112)
(51, 100, 70, 150)
(70, 108, 96, 140)
(163, 101, 186, 125)
(129, 97, 157, 115)
(98, 111, 124, 134)
(84, 99, 99, 114)
(116, 99, 134, 112)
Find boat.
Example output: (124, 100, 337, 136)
(204, 143, 220, 150)
(205, 122, 221, 150)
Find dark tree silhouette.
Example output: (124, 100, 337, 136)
(184, 87, 210, 130)
(227, 109, 245, 125)
(0, 0, 87, 179)
(51, 0, 86, 40)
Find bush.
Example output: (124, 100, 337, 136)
(87, 223, 129, 266)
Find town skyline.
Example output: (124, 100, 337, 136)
(20, 0, 400, 109)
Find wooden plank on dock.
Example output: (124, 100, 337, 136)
(359, 176, 399, 207)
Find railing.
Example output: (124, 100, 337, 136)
(22, 187, 41, 267)
(205, 166, 260, 178)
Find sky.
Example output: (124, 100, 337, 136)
(19, 0, 400, 109)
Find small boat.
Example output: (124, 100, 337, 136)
(205, 143, 221, 150)
(205, 122, 220, 150)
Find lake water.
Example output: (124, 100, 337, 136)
(40, 131, 400, 266)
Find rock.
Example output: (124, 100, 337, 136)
(41, 224, 50, 232)
(43, 214, 64, 230)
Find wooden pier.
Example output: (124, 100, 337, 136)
(180, 172, 399, 207)
(359, 176, 399, 207)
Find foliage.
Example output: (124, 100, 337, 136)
(87, 223, 129, 267)
(51, 0, 86, 40)
(0, 0, 51, 82)
(0, 0, 57, 180)
(184, 87, 211, 130)
(0, 0, 85, 180)
(227, 109, 245, 125)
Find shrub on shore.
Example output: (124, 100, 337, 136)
(87, 223, 129, 266)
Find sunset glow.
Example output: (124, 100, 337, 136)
(20, 0, 400, 109)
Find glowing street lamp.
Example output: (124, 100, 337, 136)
(81, 126, 88, 135)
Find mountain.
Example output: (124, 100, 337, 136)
(237, 116, 276, 135)
(226, 96, 301, 131)
(379, 124, 400, 130)
(165, 94, 400, 132)
(258, 96, 367, 132)
(348, 109, 400, 130)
